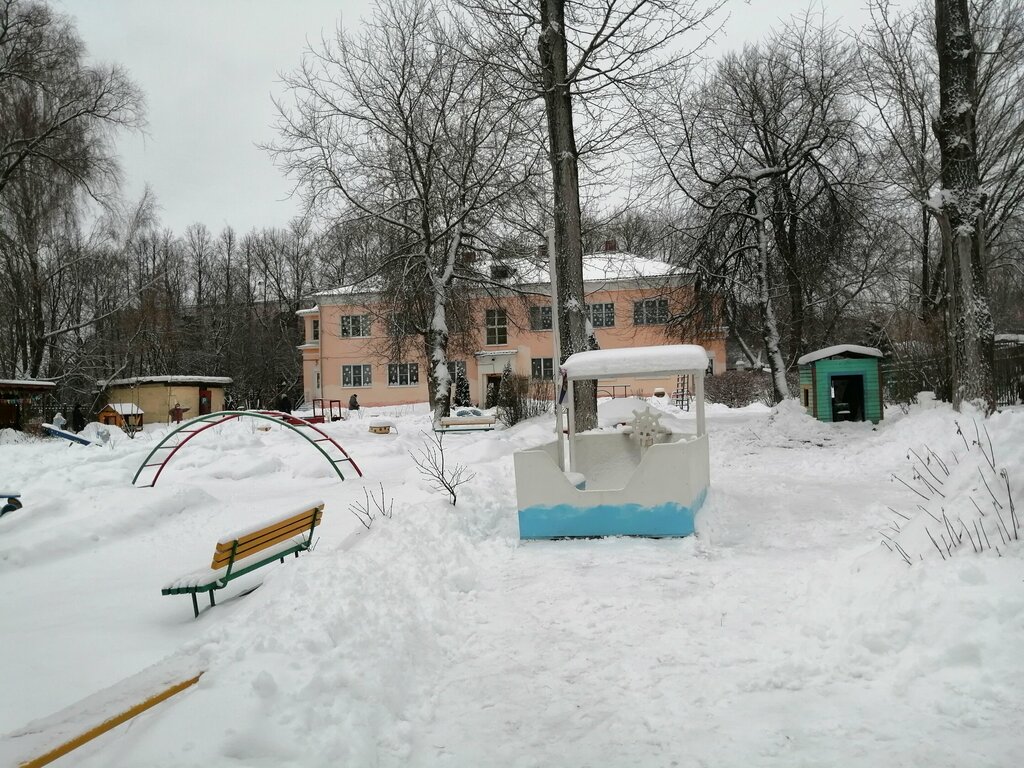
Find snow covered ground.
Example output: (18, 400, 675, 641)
(1, 398, 1021, 767)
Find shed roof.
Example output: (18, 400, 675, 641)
(563, 345, 708, 380)
(102, 403, 144, 415)
(797, 345, 883, 366)
(98, 375, 233, 388)
(0, 379, 56, 390)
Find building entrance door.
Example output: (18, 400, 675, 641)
(485, 375, 502, 409)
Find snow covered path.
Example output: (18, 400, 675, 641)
(2, 403, 1021, 767)
(408, 410, 1021, 767)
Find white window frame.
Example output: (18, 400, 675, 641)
(633, 298, 669, 325)
(588, 302, 615, 328)
(388, 362, 420, 387)
(340, 314, 371, 338)
(485, 308, 508, 345)
(342, 364, 372, 387)
(529, 305, 552, 331)
(531, 357, 554, 380)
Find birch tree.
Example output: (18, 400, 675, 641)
(271, 0, 542, 422)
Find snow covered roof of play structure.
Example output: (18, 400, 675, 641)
(103, 403, 144, 415)
(796, 345, 883, 366)
(562, 345, 708, 380)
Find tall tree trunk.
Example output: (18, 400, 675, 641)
(538, 0, 596, 431)
(933, 0, 995, 411)
(753, 194, 790, 403)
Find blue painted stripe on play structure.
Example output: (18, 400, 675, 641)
(518, 490, 706, 540)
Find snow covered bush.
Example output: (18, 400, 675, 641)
(496, 363, 529, 427)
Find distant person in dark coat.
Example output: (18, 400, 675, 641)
(348, 393, 360, 411)
(71, 404, 86, 432)
(278, 393, 293, 414)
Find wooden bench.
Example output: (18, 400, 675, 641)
(161, 501, 324, 618)
(435, 415, 496, 432)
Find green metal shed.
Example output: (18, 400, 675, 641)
(797, 345, 884, 424)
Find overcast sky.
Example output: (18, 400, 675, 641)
(56, 0, 873, 235)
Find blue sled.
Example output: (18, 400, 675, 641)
(42, 423, 92, 446)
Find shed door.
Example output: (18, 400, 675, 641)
(831, 375, 864, 422)
(199, 388, 212, 415)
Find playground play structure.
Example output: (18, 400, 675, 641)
(132, 410, 362, 487)
(514, 344, 710, 539)
(41, 423, 92, 446)
(311, 398, 344, 422)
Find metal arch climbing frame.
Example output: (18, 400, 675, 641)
(132, 410, 363, 488)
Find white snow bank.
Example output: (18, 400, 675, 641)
(0, 653, 205, 767)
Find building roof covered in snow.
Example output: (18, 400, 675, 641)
(0, 379, 56, 390)
(310, 250, 685, 300)
(97, 375, 233, 388)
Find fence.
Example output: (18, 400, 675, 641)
(883, 343, 1023, 407)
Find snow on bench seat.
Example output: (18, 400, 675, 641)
(162, 535, 312, 592)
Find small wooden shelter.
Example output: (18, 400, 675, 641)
(96, 376, 231, 424)
(0, 379, 56, 431)
(797, 345, 884, 424)
(98, 403, 144, 430)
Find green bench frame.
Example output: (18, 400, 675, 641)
(161, 502, 324, 618)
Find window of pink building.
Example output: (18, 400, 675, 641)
(388, 363, 419, 386)
(341, 315, 371, 338)
(342, 364, 372, 387)
(485, 309, 508, 345)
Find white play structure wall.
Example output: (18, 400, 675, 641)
(514, 434, 710, 513)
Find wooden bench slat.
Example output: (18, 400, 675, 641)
(439, 416, 495, 426)
(214, 505, 323, 550)
(164, 536, 312, 593)
(211, 509, 322, 568)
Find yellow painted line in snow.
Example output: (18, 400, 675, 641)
(19, 672, 203, 768)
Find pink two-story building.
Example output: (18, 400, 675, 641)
(297, 249, 726, 409)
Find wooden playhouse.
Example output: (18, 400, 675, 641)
(96, 376, 231, 424)
(797, 345, 884, 424)
(97, 403, 144, 430)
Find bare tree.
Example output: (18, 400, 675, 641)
(0, 0, 144, 380)
(645, 19, 864, 402)
(463, 0, 723, 429)
(271, 0, 542, 423)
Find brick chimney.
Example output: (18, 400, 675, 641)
(603, 239, 618, 253)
